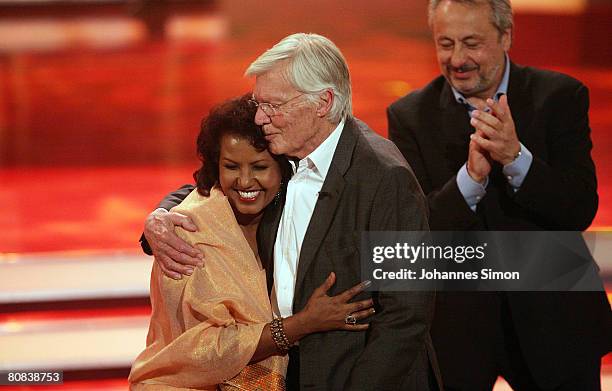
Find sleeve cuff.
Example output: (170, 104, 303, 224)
(503, 143, 533, 191)
(457, 163, 488, 211)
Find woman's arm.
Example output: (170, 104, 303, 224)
(250, 272, 374, 362)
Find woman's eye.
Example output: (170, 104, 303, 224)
(224, 164, 238, 170)
(253, 165, 268, 171)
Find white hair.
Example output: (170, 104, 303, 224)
(245, 33, 352, 123)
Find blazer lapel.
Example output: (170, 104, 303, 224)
(439, 82, 472, 172)
(293, 119, 357, 295)
(506, 62, 533, 146)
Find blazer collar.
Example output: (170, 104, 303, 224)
(505, 62, 532, 144)
(293, 117, 359, 296)
(438, 77, 473, 145)
(506, 62, 529, 111)
(439, 78, 456, 109)
(257, 118, 359, 295)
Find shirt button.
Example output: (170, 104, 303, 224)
(475, 196, 481, 201)
(507, 175, 513, 180)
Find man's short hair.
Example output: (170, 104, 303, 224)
(428, 0, 513, 36)
(245, 33, 352, 123)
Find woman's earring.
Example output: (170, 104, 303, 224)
(274, 182, 284, 204)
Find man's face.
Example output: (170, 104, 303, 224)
(432, 0, 511, 99)
(253, 66, 321, 160)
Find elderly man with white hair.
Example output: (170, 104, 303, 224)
(141, 33, 442, 390)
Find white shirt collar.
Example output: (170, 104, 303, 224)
(295, 118, 345, 179)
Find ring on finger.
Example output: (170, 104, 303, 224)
(344, 313, 357, 325)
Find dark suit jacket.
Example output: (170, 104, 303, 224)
(387, 62, 612, 389)
(145, 118, 442, 390)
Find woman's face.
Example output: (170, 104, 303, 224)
(218, 134, 282, 220)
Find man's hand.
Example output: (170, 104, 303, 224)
(144, 208, 203, 279)
(469, 95, 521, 166)
(467, 128, 492, 184)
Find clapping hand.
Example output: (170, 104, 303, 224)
(469, 95, 520, 166)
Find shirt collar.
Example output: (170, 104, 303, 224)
(295, 118, 345, 179)
(451, 54, 510, 108)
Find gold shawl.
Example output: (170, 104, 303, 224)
(129, 188, 287, 390)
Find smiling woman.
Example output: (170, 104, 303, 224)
(193, 94, 292, 228)
(218, 134, 282, 224)
(128, 94, 295, 389)
(193, 94, 292, 199)
(129, 94, 376, 390)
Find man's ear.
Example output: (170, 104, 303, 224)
(316, 89, 334, 118)
(501, 28, 512, 51)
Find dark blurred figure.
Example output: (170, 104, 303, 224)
(129, 0, 169, 39)
(129, 0, 210, 40)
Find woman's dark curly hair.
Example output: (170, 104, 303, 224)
(194, 93, 292, 196)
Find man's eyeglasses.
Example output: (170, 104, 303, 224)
(248, 93, 305, 117)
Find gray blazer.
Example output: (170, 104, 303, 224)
(145, 117, 442, 390)
(258, 117, 441, 391)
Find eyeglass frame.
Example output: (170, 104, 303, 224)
(248, 93, 307, 117)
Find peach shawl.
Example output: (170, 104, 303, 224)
(129, 188, 287, 390)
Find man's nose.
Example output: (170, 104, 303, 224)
(450, 46, 467, 68)
(254, 107, 271, 125)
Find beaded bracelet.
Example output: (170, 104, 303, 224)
(270, 317, 292, 353)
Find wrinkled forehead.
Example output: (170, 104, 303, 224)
(433, 0, 492, 18)
(252, 65, 298, 102)
(432, 1, 498, 38)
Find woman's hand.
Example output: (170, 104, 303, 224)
(297, 272, 374, 333)
(251, 272, 374, 363)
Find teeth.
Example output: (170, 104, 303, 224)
(238, 190, 260, 199)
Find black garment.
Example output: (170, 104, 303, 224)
(387, 62, 612, 390)
(286, 346, 300, 391)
